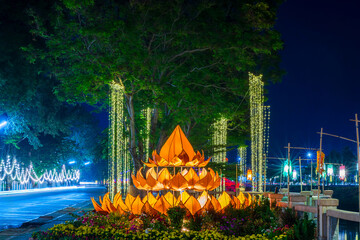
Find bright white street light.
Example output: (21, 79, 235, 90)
(68, 160, 76, 165)
(84, 161, 91, 165)
(307, 152, 312, 158)
(0, 121, 7, 129)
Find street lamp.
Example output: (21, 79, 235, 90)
(68, 160, 76, 165)
(0, 121, 7, 129)
(307, 152, 312, 158)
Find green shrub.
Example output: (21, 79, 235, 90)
(167, 206, 186, 230)
(280, 208, 298, 227)
(293, 213, 316, 240)
(185, 212, 202, 231)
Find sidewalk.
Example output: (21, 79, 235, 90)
(0, 200, 94, 240)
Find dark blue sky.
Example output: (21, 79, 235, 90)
(268, 0, 360, 159)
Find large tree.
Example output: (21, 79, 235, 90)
(26, 0, 283, 172)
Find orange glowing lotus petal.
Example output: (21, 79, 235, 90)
(137, 168, 148, 187)
(237, 191, 246, 205)
(131, 196, 144, 215)
(157, 158, 169, 167)
(125, 194, 136, 210)
(101, 193, 111, 212)
(185, 159, 199, 167)
(197, 191, 210, 208)
(99, 195, 103, 205)
(164, 191, 177, 207)
(116, 205, 125, 214)
(142, 193, 158, 207)
(194, 171, 212, 191)
(91, 197, 107, 214)
(103, 193, 117, 213)
(143, 162, 157, 168)
(183, 195, 201, 215)
(169, 157, 183, 166)
(180, 190, 191, 204)
(149, 155, 157, 165)
(175, 195, 182, 206)
(203, 198, 213, 211)
(113, 192, 121, 208)
(151, 182, 165, 191)
(141, 201, 158, 216)
(209, 168, 216, 178)
(232, 196, 242, 209)
(210, 195, 222, 212)
(113, 194, 123, 209)
(116, 195, 129, 212)
(159, 125, 196, 164)
(106, 198, 117, 213)
(181, 168, 188, 176)
(218, 192, 232, 210)
(170, 172, 188, 191)
(246, 193, 252, 206)
(146, 168, 158, 180)
(199, 168, 208, 179)
(153, 196, 171, 215)
(158, 168, 172, 186)
(132, 174, 141, 189)
(184, 168, 199, 187)
(209, 172, 221, 191)
(198, 158, 210, 167)
(146, 173, 158, 188)
(206, 175, 215, 191)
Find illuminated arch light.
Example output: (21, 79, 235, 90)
(0, 156, 80, 185)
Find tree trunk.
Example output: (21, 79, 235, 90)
(126, 95, 142, 173)
(149, 107, 159, 153)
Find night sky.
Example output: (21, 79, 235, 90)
(268, 0, 360, 160)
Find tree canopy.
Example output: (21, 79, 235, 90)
(26, 0, 284, 171)
(0, 0, 103, 175)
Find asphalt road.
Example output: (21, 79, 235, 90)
(0, 186, 107, 231)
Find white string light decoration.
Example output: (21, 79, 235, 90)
(249, 73, 265, 192)
(212, 117, 227, 163)
(109, 82, 125, 199)
(238, 146, 247, 182)
(212, 116, 227, 192)
(0, 156, 80, 185)
(263, 105, 270, 191)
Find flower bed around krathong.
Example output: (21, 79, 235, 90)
(32, 198, 299, 240)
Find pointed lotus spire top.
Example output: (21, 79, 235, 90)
(160, 125, 195, 163)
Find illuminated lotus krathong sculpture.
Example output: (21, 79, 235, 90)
(92, 125, 253, 216)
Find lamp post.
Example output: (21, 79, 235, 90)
(0, 121, 7, 129)
(308, 153, 313, 192)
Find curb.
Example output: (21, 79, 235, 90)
(0, 200, 94, 240)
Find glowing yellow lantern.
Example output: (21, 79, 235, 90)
(247, 169, 252, 180)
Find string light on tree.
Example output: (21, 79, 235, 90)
(212, 117, 227, 163)
(141, 107, 152, 162)
(238, 147, 247, 182)
(263, 105, 270, 191)
(109, 81, 125, 199)
(249, 73, 265, 192)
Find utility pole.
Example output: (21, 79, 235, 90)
(299, 156, 303, 192)
(287, 143, 291, 206)
(317, 128, 323, 239)
(310, 159, 313, 192)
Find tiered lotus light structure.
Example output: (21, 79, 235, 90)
(92, 125, 253, 216)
